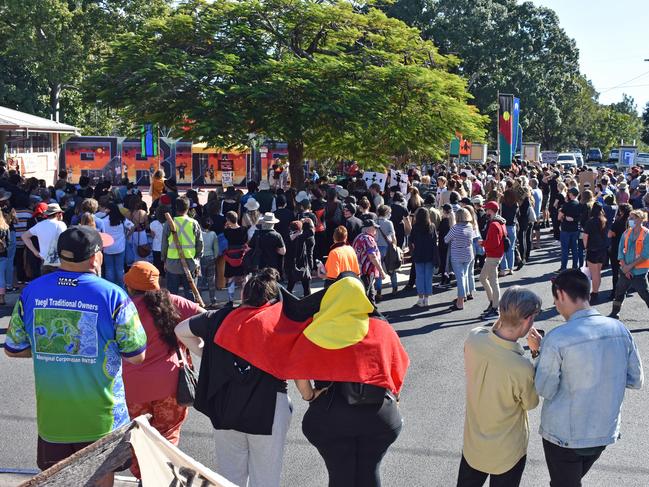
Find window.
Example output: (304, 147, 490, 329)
(30, 133, 52, 153)
(80, 152, 95, 161)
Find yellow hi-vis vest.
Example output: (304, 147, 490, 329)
(167, 216, 196, 259)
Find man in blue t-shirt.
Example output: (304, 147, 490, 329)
(5, 226, 147, 481)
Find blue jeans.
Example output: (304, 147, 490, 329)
(467, 258, 476, 294)
(500, 225, 517, 271)
(415, 262, 435, 296)
(166, 272, 194, 300)
(451, 260, 471, 298)
(5, 230, 15, 289)
(104, 252, 125, 288)
(0, 256, 7, 290)
(560, 231, 579, 270)
(377, 245, 398, 292)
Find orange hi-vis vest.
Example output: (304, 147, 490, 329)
(623, 226, 649, 269)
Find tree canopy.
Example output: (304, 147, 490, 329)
(87, 0, 486, 187)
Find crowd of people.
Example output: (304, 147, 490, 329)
(1, 156, 647, 487)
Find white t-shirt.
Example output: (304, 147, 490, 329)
(102, 217, 134, 255)
(150, 220, 164, 252)
(29, 219, 67, 266)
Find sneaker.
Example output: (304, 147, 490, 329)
(413, 298, 424, 308)
(482, 304, 493, 314)
(423, 296, 429, 307)
(483, 308, 499, 318)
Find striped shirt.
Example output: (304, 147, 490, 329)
(444, 223, 475, 263)
(352, 233, 380, 277)
(14, 209, 32, 248)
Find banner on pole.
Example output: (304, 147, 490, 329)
(498, 94, 514, 167)
(221, 171, 234, 187)
(362, 171, 387, 191)
(130, 417, 236, 487)
(512, 98, 520, 154)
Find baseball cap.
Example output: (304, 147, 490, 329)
(32, 202, 48, 218)
(484, 201, 499, 213)
(57, 226, 114, 262)
(344, 203, 357, 214)
(362, 219, 380, 228)
(568, 187, 580, 197)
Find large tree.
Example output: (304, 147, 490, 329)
(383, 0, 582, 149)
(0, 0, 169, 131)
(643, 102, 649, 147)
(87, 0, 486, 187)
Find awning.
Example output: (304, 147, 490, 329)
(0, 106, 79, 134)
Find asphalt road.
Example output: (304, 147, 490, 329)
(1, 230, 648, 486)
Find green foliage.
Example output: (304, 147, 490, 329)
(88, 0, 486, 186)
(641, 102, 649, 147)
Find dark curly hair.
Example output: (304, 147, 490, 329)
(242, 268, 280, 307)
(141, 289, 182, 351)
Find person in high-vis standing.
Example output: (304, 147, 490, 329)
(162, 196, 204, 301)
(609, 209, 649, 319)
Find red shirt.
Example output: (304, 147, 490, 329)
(483, 220, 506, 258)
(123, 294, 201, 404)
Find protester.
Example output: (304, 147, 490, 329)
(344, 203, 363, 243)
(458, 286, 541, 487)
(285, 220, 312, 296)
(609, 209, 649, 318)
(409, 207, 440, 307)
(534, 269, 643, 486)
(122, 261, 204, 479)
(321, 225, 360, 285)
(150, 205, 167, 275)
(5, 226, 146, 485)
(499, 189, 518, 276)
(445, 208, 476, 310)
(479, 201, 507, 318)
(557, 187, 581, 272)
(247, 212, 286, 274)
(150, 170, 165, 203)
(582, 202, 607, 303)
(352, 219, 386, 305)
(200, 217, 219, 306)
(21, 203, 66, 275)
(607, 203, 631, 296)
(175, 268, 292, 487)
(376, 204, 399, 296)
(221, 211, 249, 303)
(162, 196, 204, 300)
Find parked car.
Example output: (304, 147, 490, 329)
(574, 153, 585, 167)
(609, 149, 619, 162)
(587, 148, 603, 162)
(636, 152, 649, 165)
(556, 153, 578, 170)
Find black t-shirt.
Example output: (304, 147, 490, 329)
(345, 216, 363, 243)
(560, 199, 581, 232)
(224, 226, 248, 248)
(250, 229, 285, 271)
(501, 202, 518, 226)
(189, 308, 287, 435)
(610, 217, 628, 255)
(584, 217, 607, 251)
(274, 207, 295, 241)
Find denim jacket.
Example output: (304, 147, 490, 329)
(535, 308, 643, 449)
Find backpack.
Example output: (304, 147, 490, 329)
(242, 233, 262, 272)
(378, 226, 403, 272)
(501, 224, 511, 252)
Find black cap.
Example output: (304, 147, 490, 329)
(58, 226, 114, 262)
(362, 219, 380, 228)
(568, 187, 580, 197)
(344, 203, 357, 214)
(460, 197, 473, 205)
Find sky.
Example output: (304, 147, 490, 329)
(533, 0, 649, 114)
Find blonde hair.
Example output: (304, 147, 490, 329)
(456, 208, 472, 224)
(0, 211, 9, 231)
(464, 205, 479, 233)
(630, 209, 647, 222)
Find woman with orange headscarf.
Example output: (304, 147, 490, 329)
(121, 261, 205, 479)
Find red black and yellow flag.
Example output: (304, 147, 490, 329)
(215, 275, 410, 394)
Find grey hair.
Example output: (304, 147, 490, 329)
(529, 178, 539, 189)
(499, 286, 542, 328)
(261, 222, 274, 230)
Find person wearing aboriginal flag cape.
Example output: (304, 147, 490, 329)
(215, 270, 409, 487)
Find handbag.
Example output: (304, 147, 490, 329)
(378, 226, 403, 272)
(176, 346, 198, 407)
(527, 204, 537, 223)
(136, 229, 152, 258)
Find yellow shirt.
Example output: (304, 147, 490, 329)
(151, 178, 165, 201)
(462, 327, 539, 474)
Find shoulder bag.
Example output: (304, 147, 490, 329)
(136, 227, 152, 258)
(176, 346, 198, 407)
(378, 226, 403, 273)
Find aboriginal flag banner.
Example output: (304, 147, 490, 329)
(498, 94, 514, 167)
(215, 274, 410, 394)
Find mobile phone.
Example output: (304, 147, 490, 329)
(537, 329, 545, 337)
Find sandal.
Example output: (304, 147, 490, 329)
(449, 304, 464, 311)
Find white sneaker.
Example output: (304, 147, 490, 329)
(413, 297, 424, 307)
(423, 296, 429, 307)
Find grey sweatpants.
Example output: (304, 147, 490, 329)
(213, 393, 292, 487)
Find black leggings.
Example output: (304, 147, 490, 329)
(302, 390, 402, 487)
(287, 277, 311, 296)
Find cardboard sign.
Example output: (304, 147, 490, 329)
(221, 171, 233, 187)
(390, 169, 408, 194)
(362, 171, 387, 191)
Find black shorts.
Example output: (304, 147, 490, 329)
(586, 249, 607, 264)
(37, 436, 131, 472)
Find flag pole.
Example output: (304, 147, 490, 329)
(496, 91, 501, 167)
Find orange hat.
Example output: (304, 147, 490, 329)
(124, 261, 160, 291)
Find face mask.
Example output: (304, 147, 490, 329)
(629, 219, 636, 229)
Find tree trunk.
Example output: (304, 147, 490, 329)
(287, 139, 305, 189)
(49, 82, 62, 122)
